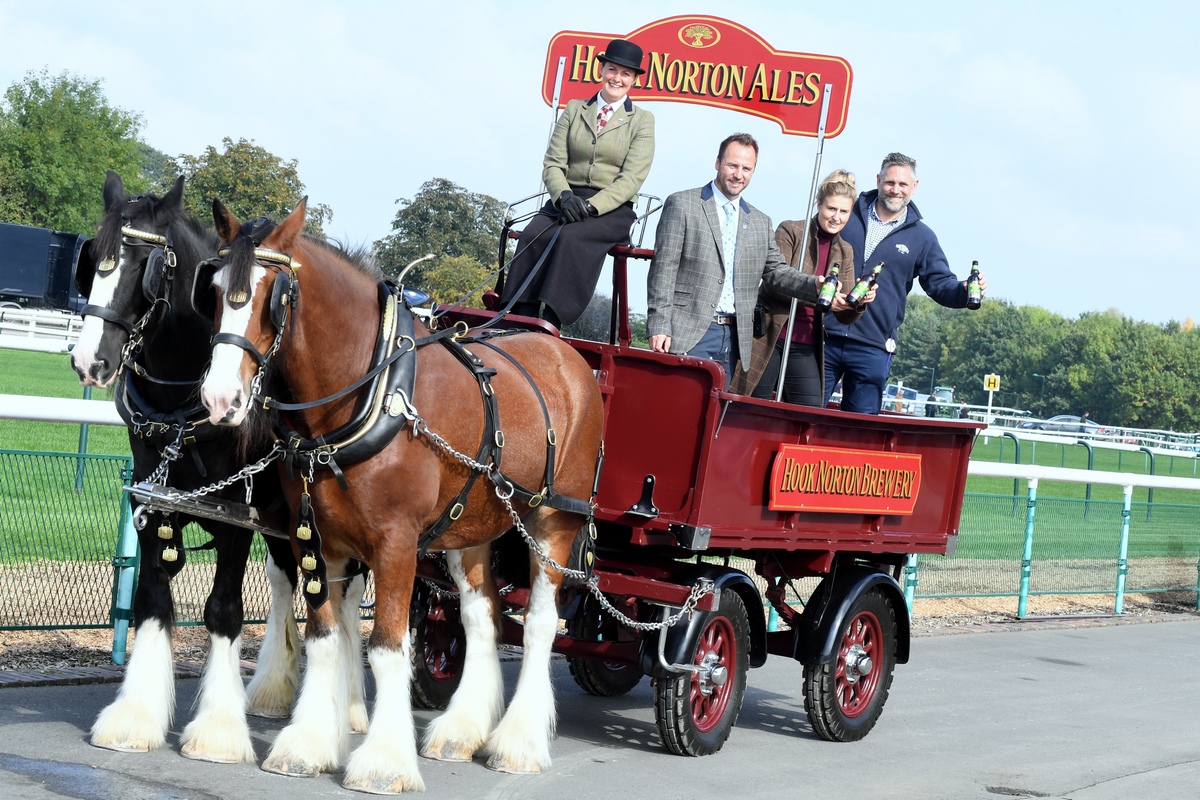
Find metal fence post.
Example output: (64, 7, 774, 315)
(1018, 478, 1038, 618)
(903, 553, 919, 611)
(110, 462, 140, 665)
(73, 386, 92, 492)
(1115, 484, 1132, 615)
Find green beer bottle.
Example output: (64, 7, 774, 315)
(846, 262, 884, 310)
(966, 261, 983, 310)
(816, 262, 841, 311)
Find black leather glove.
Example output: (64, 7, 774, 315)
(558, 191, 591, 224)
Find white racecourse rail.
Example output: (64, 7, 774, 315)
(0, 308, 82, 353)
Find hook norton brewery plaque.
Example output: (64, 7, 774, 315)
(768, 445, 922, 514)
(542, 15, 853, 137)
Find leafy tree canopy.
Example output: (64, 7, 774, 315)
(374, 178, 508, 285)
(0, 69, 144, 233)
(168, 137, 331, 237)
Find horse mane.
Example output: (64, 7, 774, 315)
(224, 225, 383, 303)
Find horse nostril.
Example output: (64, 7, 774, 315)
(89, 361, 107, 379)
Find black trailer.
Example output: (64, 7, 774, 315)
(0, 221, 88, 311)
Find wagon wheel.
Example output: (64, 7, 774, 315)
(567, 593, 643, 697)
(654, 590, 750, 756)
(409, 582, 465, 710)
(803, 587, 897, 742)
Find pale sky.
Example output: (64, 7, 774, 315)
(2, 0, 1196, 325)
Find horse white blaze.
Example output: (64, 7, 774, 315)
(340, 572, 370, 734)
(342, 640, 425, 793)
(71, 253, 126, 386)
(200, 265, 266, 426)
(262, 630, 350, 775)
(90, 618, 175, 752)
(421, 550, 503, 760)
(486, 564, 558, 773)
(180, 633, 255, 763)
(245, 552, 302, 718)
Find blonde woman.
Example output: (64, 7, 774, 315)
(730, 170, 871, 404)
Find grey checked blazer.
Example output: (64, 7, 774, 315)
(647, 183, 821, 360)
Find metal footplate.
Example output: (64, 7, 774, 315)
(125, 482, 287, 539)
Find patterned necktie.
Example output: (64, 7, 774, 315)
(596, 104, 614, 133)
(718, 202, 738, 313)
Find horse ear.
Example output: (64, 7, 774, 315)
(271, 197, 308, 252)
(212, 199, 241, 244)
(102, 170, 125, 211)
(160, 175, 185, 212)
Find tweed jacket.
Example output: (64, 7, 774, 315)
(542, 95, 655, 216)
(729, 219, 860, 396)
(647, 184, 821, 361)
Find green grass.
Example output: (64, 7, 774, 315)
(0, 350, 131, 455)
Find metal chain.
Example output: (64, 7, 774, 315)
(411, 406, 712, 633)
(145, 444, 283, 501)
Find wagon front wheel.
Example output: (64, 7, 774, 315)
(803, 586, 897, 742)
(409, 582, 465, 710)
(654, 590, 749, 756)
(567, 594, 643, 697)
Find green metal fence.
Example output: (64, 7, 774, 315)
(2, 450, 1199, 634)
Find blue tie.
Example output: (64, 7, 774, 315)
(718, 202, 737, 313)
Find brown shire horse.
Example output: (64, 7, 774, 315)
(196, 199, 604, 792)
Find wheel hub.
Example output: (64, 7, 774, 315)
(697, 650, 728, 696)
(843, 644, 873, 684)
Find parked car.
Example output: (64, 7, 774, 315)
(883, 383, 922, 415)
(1018, 414, 1105, 435)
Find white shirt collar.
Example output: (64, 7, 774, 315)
(710, 182, 738, 209)
(596, 92, 625, 110)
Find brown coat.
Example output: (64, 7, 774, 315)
(729, 219, 860, 397)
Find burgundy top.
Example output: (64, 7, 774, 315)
(782, 229, 834, 345)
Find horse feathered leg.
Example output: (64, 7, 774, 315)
(91, 550, 175, 753)
(484, 550, 562, 774)
(421, 547, 504, 763)
(181, 528, 257, 763)
(262, 599, 350, 776)
(91, 617, 175, 752)
(343, 547, 424, 793)
(341, 570, 370, 734)
(246, 549, 302, 719)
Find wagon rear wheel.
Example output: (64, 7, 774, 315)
(654, 590, 749, 756)
(567, 594, 643, 697)
(409, 582, 464, 710)
(803, 586, 897, 742)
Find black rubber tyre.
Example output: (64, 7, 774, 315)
(566, 594, 643, 697)
(409, 583, 465, 710)
(654, 590, 750, 756)
(803, 586, 897, 742)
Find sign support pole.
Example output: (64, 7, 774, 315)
(540, 56, 568, 193)
(774, 84, 833, 401)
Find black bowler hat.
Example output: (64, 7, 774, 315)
(598, 39, 645, 75)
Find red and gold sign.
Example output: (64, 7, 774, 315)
(541, 16, 853, 137)
(768, 445, 922, 514)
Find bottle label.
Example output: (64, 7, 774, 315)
(818, 279, 838, 303)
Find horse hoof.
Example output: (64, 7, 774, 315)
(246, 707, 291, 720)
(180, 747, 240, 764)
(90, 739, 151, 754)
(341, 775, 413, 795)
(420, 740, 475, 762)
(485, 754, 544, 775)
(261, 755, 321, 777)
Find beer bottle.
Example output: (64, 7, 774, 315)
(815, 262, 841, 311)
(966, 261, 983, 310)
(846, 262, 884, 309)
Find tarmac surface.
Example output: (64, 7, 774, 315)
(2, 616, 1198, 800)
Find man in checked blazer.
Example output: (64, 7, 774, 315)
(647, 133, 821, 386)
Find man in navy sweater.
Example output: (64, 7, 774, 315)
(823, 152, 987, 414)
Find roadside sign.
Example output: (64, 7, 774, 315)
(983, 374, 1000, 392)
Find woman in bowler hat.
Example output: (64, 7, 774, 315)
(501, 38, 655, 328)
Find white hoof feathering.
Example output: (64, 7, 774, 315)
(342, 572, 369, 734)
(486, 567, 557, 774)
(262, 632, 349, 776)
(246, 554, 301, 719)
(343, 643, 425, 794)
(90, 619, 175, 753)
(180, 634, 255, 763)
(421, 552, 503, 762)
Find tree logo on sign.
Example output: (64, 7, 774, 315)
(678, 23, 720, 48)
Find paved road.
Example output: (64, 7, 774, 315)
(2, 618, 1198, 800)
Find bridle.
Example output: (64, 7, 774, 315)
(80, 221, 179, 374)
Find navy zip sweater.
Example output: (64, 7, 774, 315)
(824, 190, 968, 350)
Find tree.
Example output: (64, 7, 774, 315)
(374, 178, 509, 285)
(419, 254, 492, 308)
(0, 69, 144, 233)
(169, 137, 331, 237)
